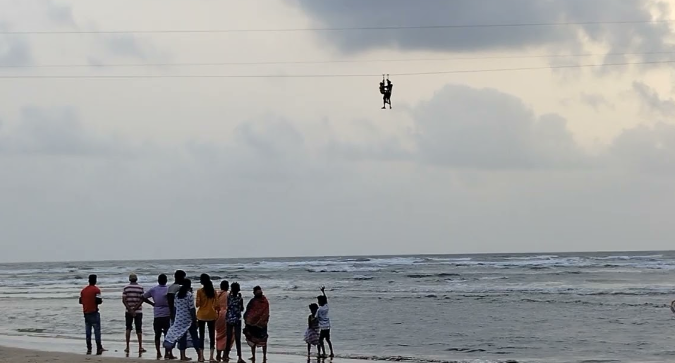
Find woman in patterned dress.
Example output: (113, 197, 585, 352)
(224, 283, 245, 363)
(164, 279, 205, 362)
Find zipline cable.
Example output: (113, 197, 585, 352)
(0, 59, 672, 79)
(1, 51, 675, 69)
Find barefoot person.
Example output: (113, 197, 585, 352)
(164, 279, 205, 362)
(317, 287, 334, 358)
(215, 281, 234, 361)
(224, 282, 245, 363)
(143, 274, 174, 360)
(123, 273, 146, 354)
(168, 270, 191, 361)
(243, 286, 269, 362)
(304, 304, 320, 358)
(79, 274, 105, 355)
(196, 274, 218, 362)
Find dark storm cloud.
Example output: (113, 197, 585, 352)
(295, 0, 673, 55)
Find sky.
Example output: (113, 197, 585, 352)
(1, 0, 675, 262)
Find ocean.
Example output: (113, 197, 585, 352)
(1, 252, 674, 363)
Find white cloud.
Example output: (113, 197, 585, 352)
(2, 82, 675, 262)
(327, 84, 589, 169)
(632, 81, 675, 117)
(0, 22, 32, 66)
(0, 106, 138, 156)
(579, 93, 614, 111)
(608, 122, 675, 174)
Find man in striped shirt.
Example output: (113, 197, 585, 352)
(123, 273, 146, 354)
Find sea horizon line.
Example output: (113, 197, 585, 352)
(1, 248, 672, 265)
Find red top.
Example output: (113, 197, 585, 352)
(81, 285, 101, 314)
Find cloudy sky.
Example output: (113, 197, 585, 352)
(1, 0, 675, 262)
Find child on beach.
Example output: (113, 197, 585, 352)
(303, 303, 320, 357)
(316, 286, 334, 358)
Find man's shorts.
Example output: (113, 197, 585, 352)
(154, 316, 171, 336)
(125, 312, 143, 333)
(319, 329, 330, 340)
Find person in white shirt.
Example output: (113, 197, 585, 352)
(316, 286, 334, 358)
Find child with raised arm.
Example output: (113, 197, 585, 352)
(316, 287, 334, 358)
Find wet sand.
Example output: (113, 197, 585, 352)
(0, 337, 669, 363)
(0, 336, 323, 363)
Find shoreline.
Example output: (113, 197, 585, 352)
(0, 335, 477, 363)
(1, 335, 668, 363)
(0, 335, 321, 363)
(0, 334, 541, 363)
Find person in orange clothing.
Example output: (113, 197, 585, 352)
(197, 273, 219, 362)
(79, 274, 106, 355)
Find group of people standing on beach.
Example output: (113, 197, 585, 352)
(79, 271, 270, 362)
(78, 270, 335, 362)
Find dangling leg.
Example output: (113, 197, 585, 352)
(381, 74, 387, 109)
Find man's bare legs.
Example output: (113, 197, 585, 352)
(126, 330, 132, 353)
(138, 332, 146, 353)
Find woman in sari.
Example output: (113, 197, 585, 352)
(243, 286, 269, 362)
(215, 281, 234, 362)
(164, 279, 205, 362)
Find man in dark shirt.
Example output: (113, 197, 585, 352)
(79, 274, 105, 355)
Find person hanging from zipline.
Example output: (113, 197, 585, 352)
(379, 75, 393, 109)
(384, 77, 393, 109)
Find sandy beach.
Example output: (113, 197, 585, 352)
(0, 345, 331, 363)
(0, 346, 151, 363)
(0, 336, 328, 363)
